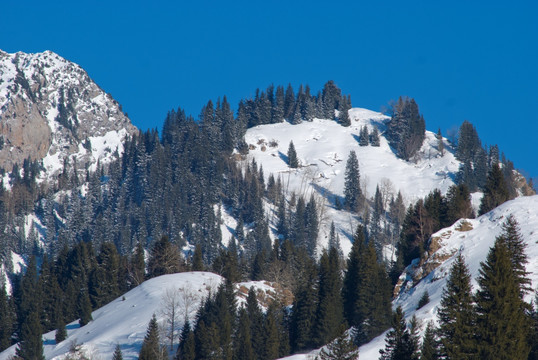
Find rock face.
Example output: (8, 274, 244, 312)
(0, 50, 137, 179)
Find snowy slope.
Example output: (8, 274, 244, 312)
(244, 108, 460, 253)
(0, 272, 223, 360)
(282, 195, 538, 360)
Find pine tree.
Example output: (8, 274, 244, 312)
(113, 344, 124, 360)
(291, 261, 318, 352)
(314, 248, 345, 347)
(176, 319, 195, 360)
(55, 317, 67, 344)
(420, 321, 439, 360)
(436, 254, 476, 360)
(378, 306, 419, 360)
(246, 287, 264, 357)
(417, 291, 429, 309)
(15, 309, 45, 360)
(287, 141, 299, 168)
(344, 150, 361, 212)
(436, 128, 445, 156)
(78, 289, 93, 326)
(478, 163, 510, 215)
(191, 244, 204, 271)
(370, 127, 380, 147)
(235, 308, 255, 360)
(263, 302, 281, 360)
(317, 326, 359, 360)
(338, 96, 351, 127)
(359, 126, 369, 146)
(0, 284, 13, 351)
(139, 314, 166, 360)
(474, 237, 531, 360)
(386, 97, 426, 161)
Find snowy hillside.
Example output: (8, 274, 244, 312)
(284, 195, 538, 360)
(0, 50, 137, 181)
(244, 108, 460, 253)
(0, 272, 223, 360)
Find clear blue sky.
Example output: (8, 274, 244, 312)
(2, 1, 537, 181)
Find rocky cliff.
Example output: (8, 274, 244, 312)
(0, 50, 137, 180)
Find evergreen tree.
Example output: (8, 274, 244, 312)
(478, 163, 509, 215)
(263, 302, 281, 360)
(338, 96, 351, 127)
(314, 248, 345, 347)
(445, 184, 474, 225)
(344, 150, 361, 212)
(235, 308, 255, 360)
(317, 326, 359, 360)
(246, 287, 264, 357)
(139, 314, 166, 360)
(436, 128, 445, 156)
(474, 237, 531, 360)
(78, 289, 93, 326)
(287, 141, 299, 168)
(176, 319, 195, 360)
(417, 291, 429, 310)
(359, 126, 369, 146)
(148, 235, 183, 277)
(436, 254, 476, 360)
(15, 309, 45, 360)
(55, 317, 67, 344)
(192, 244, 204, 271)
(420, 321, 439, 360)
(290, 261, 318, 352)
(113, 344, 124, 360)
(0, 284, 13, 351)
(378, 306, 419, 360)
(386, 97, 426, 161)
(370, 127, 380, 147)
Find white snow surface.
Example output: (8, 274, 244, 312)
(244, 108, 460, 254)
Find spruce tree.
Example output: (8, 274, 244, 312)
(436, 254, 476, 360)
(370, 127, 380, 147)
(344, 150, 361, 212)
(478, 163, 509, 215)
(359, 126, 369, 146)
(314, 248, 344, 347)
(139, 314, 166, 360)
(263, 302, 281, 360)
(474, 237, 531, 360)
(113, 344, 124, 360)
(0, 284, 13, 351)
(15, 309, 45, 360)
(287, 141, 299, 168)
(436, 128, 445, 156)
(235, 308, 255, 360)
(78, 289, 93, 326)
(420, 321, 439, 360)
(378, 306, 419, 360)
(317, 326, 359, 360)
(55, 317, 67, 344)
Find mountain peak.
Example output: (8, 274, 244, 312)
(0, 49, 137, 180)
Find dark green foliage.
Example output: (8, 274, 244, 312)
(386, 97, 426, 161)
(456, 120, 482, 163)
(287, 141, 299, 168)
(235, 308, 255, 360)
(314, 248, 345, 347)
(417, 291, 429, 309)
(139, 314, 166, 360)
(322, 80, 343, 120)
(455, 121, 489, 191)
(263, 302, 283, 360)
(89, 241, 120, 308)
(436, 254, 476, 360)
(445, 184, 474, 224)
(530, 291, 538, 360)
(246, 287, 264, 357)
(78, 289, 92, 326)
(420, 321, 439, 360)
(176, 320, 196, 360)
(191, 244, 204, 271)
(344, 150, 361, 212)
(112, 344, 123, 360)
(55, 317, 67, 344)
(131, 241, 146, 285)
(338, 96, 351, 127)
(359, 126, 369, 146)
(148, 235, 183, 278)
(0, 285, 13, 351)
(317, 326, 359, 360)
(370, 127, 380, 147)
(478, 163, 510, 215)
(342, 226, 391, 345)
(290, 260, 318, 352)
(16, 309, 45, 360)
(474, 236, 531, 360)
(16, 310, 45, 360)
(378, 306, 419, 360)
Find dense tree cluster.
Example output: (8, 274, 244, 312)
(386, 97, 426, 161)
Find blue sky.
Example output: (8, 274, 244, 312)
(2, 1, 537, 181)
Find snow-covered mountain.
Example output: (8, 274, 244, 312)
(243, 108, 460, 254)
(0, 50, 137, 182)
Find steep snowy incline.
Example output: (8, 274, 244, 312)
(244, 108, 460, 252)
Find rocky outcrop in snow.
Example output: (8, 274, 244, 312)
(0, 50, 137, 179)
